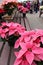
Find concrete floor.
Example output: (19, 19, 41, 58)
(26, 12, 43, 30)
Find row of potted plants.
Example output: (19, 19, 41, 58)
(0, 22, 43, 65)
(3, 2, 17, 16)
(0, 2, 29, 20)
(0, 22, 25, 47)
(0, 2, 17, 20)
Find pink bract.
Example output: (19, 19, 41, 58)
(14, 51, 37, 65)
(14, 30, 40, 48)
(14, 30, 43, 65)
(0, 22, 25, 39)
(15, 42, 43, 65)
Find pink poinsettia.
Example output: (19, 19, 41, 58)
(14, 52, 37, 65)
(15, 29, 43, 48)
(0, 22, 25, 39)
(14, 29, 43, 65)
(8, 22, 25, 36)
(14, 53, 36, 65)
(17, 5, 22, 10)
(0, 27, 5, 38)
(14, 42, 43, 65)
(14, 30, 40, 48)
(35, 29, 43, 44)
(17, 5, 28, 13)
(0, 23, 9, 38)
(1, 22, 8, 27)
(21, 7, 28, 13)
(31, 29, 43, 47)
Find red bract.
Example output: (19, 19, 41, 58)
(0, 8, 5, 13)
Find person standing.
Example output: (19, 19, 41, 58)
(41, 0, 43, 5)
(39, 0, 43, 17)
(34, 2, 38, 13)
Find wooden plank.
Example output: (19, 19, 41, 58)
(0, 43, 10, 65)
(17, 13, 21, 24)
(0, 42, 3, 50)
(10, 48, 16, 65)
(21, 18, 25, 27)
(23, 18, 27, 30)
(15, 11, 19, 22)
(0, 42, 5, 56)
(24, 17, 31, 31)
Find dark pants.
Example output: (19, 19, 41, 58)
(34, 7, 38, 13)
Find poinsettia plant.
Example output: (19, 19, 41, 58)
(17, 5, 28, 18)
(14, 29, 43, 65)
(0, 22, 25, 47)
(3, 2, 16, 15)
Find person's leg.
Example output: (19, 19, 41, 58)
(35, 7, 38, 13)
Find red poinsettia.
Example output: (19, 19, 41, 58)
(0, 8, 6, 13)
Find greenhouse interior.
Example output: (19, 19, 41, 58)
(0, 0, 43, 65)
